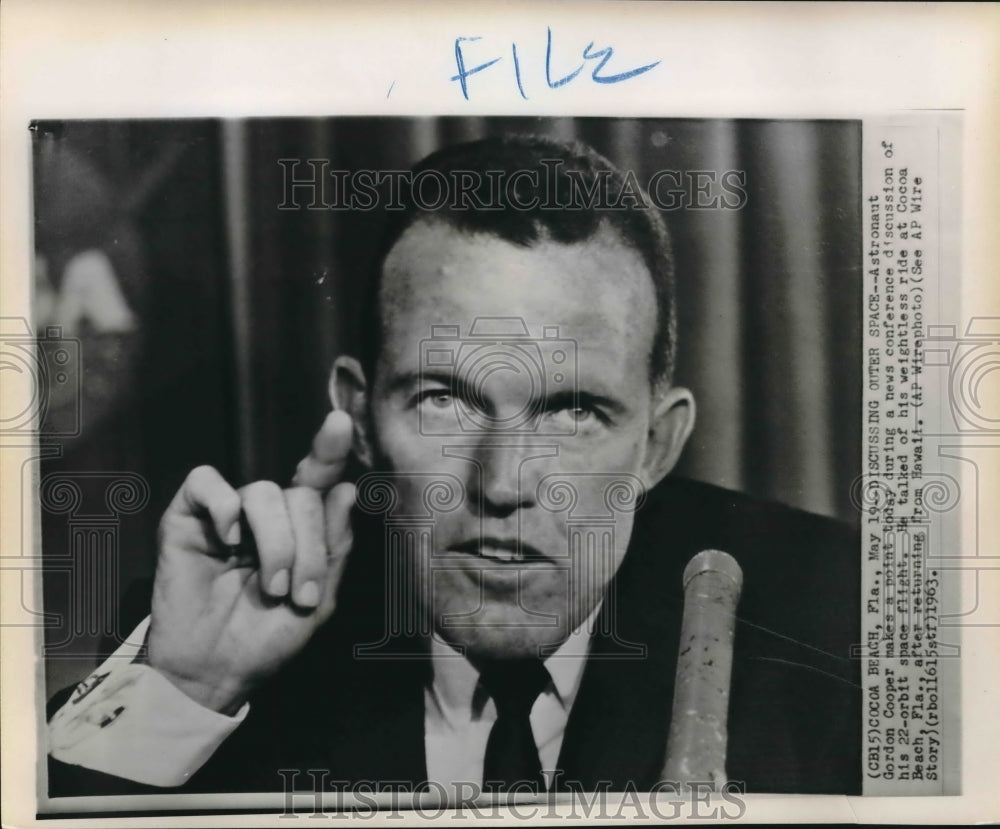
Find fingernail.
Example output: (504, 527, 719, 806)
(345, 483, 357, 506)
(268, 569, 290, 597)
(225, 524, 241, 546)
(296, 581, 320, 608)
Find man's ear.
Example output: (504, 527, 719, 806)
(639, 386, 695, 490)
(329, 355, 374, 468)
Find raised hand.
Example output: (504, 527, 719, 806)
(146, 411, 357, 714)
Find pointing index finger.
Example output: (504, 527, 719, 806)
(292, 409, 354, 490)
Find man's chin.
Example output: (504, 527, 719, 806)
(433, 620, 572, 663)
(422, 587, 604, 661)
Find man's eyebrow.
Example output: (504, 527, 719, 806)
(386, 370, 460, 395)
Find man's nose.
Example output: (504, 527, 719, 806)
(478, 444, 532, 515)
(444, 442, 558, 517)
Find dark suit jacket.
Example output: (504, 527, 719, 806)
(48, 476, 861, 798)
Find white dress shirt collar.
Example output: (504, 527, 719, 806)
(427, 604, 601, 728)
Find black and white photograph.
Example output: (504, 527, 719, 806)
(0, 2, 994, 825)
(35, 116, 862, 806)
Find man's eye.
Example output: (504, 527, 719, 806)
(548, 405, 603, 427)
(418, 390, 455, 409)
(416, 389, 455, 409)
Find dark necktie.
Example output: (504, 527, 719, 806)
(480, 659, 551, 793)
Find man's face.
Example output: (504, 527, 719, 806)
(363, 219, 675, 662)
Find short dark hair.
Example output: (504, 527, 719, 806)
(359, 134, 677, 386)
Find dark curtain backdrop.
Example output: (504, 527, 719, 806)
(34, 117, 860, 691)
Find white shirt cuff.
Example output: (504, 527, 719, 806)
(48, 616, 249, 787)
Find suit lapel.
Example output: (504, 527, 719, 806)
(556, 560, 683, 791)
(329, 648, 430, 784)
(308, 513, 432, 787)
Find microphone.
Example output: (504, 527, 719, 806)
(661, 549, 744, 790)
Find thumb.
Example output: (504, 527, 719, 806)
(319, 481, 357, 611)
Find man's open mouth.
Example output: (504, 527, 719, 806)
(449, 537, 548, 564)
